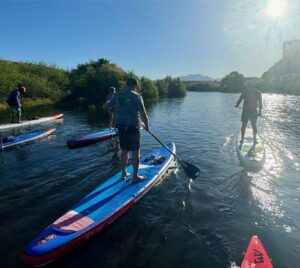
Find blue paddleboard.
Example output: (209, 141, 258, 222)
(0, 128, 55, 150)
(22, 143, 176, 266)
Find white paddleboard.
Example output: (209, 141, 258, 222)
(0, 114, 63, 132)
(236, 128, 265, 170)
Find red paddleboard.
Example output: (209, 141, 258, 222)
(241, 236, 273, 268)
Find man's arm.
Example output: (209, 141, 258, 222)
(17, 92, 22, 107)
(135, 95, 149, 131)
(235, 92, 244, 107)
(140, 111, 149, 131)
(104, 95, 116, 110)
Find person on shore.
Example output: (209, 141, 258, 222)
(6, 84, 27, 123)
(108, 78, 149, 183)
(105, 87, 116, 129)
(235, 87, 262, 145)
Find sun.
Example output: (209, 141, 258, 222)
(265, 0, 287, 19)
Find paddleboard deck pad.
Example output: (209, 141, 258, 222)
(67, 128, 117, 148)
(22, 143, 176, 266)
(0, 114, 63, 132)
(0, 128, 56, 150)
(241, 235, 273, 268)
(236, 129, 265, 171)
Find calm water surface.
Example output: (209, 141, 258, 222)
(0, 92, 299, 267)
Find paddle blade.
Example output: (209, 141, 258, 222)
(181, 160, 200, 179)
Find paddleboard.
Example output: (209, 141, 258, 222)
(0, 128, 56, 150)
(241, 235, 273, 268)
(236, 129, 265, 170)
(0, 114, 63, 132)
(67, 128, 117, 148)
(22, 143, 176, 266)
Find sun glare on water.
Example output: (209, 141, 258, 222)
(265, 0, 287, 19)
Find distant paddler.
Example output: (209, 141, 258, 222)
(6, 84, 27, 123)
(107, 78, 150, 183)
(104, 86, 116, 129)
(235, 87, 262, 145)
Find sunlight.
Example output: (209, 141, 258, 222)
(265, 0, 287, 19)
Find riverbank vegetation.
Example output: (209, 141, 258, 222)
(0, 58, 186, 110)
(185, 71, 300, 95)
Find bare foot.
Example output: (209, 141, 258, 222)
(132, 175, 145, 184)
(121, 171, 129, 180)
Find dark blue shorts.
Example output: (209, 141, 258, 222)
(116, 125, 140, 151)
(10, 106, 21, 114)
(241, 109, 258, 127)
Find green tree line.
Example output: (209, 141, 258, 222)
(0, 58, 186, 109)
(186, 71, 300, 95)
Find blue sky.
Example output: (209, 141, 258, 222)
(0, 0, 299, 79)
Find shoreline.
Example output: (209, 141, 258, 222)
(0, 98, 55, 111)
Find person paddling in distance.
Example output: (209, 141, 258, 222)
(235, 86, 262, 145)
(6, 84, 27, 123)
(107, 78, 149, 183)
(105, 86, 116, 129)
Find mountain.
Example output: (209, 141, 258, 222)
(179, 74, 215, 81)
(262, 40, 300, 79)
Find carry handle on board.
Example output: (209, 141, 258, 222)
(144, 129, 200, 179)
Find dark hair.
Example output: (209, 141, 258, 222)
(126, 78, 138, 87)
(108, 87, 116, 94)
(17, 84, 25, 89)
(17, 84, 26, 92)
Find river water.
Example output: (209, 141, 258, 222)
(0, 92, 299, 267)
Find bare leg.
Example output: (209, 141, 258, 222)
(121, 150, 129, 178)
(132, 149, 144, 182)
(11, 112, 15, 123)
(250, 118, 258, 144)
(240, 122, 247, 144)
(18, 112, 22, 123)
(108, 111, 113, 129)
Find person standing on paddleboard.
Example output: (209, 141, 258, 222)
(6, 84, 27, 123)
(108, 78, 149, 183)
(104, 86, 116, 129)
(235, 87, 262, 145)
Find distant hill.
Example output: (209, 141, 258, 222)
(262, 40, 300, 79)
(179, 74, 215, 81)
(261, 40, 300, 94)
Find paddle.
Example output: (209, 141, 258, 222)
(145, 129, 200, 179)
(21, 108, 39, 120)
(236, 106, 299, 134)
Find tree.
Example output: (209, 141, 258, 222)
(167, 78, 186, 97)
(140, 77, 158, 99)
(221, 71, 245, 93)
(156, 78, 169, 97)
(70, 58, 127, 104)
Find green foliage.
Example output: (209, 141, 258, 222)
(156, 77, 170, 97)
(167, 78, 186, 97)
(155, 76, 186, 98)
(186, 81, 221, 92)
(221, 71, 245, 93)
(70, 58, 128, 105)
(0, 60, 70, 102)
(140, 77, 158, 99)
(0, 58, 187, 110)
